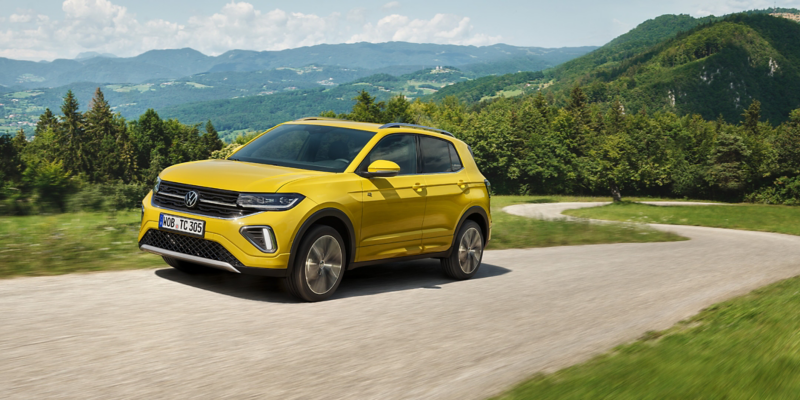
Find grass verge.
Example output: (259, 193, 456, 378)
(0, 211, 162, 278)
(0, 196, 687, 279)
(564, 202, 800, 236)
(493, 275, 800, 399)
(487, 196, 686, 250)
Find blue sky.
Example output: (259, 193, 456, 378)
(0, 0, 796, 60)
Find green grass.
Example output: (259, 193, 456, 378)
(487, 196, 686, 250)
(0, 211, 162, 278)
(0, 196, 689, 279)
(494, 275, 800, 399)
(564, 202, 800, 236)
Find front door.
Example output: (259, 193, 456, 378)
(357, 134, 427, 262)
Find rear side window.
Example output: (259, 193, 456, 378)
(420, 136, 463, 173)
(448, 145, 463, 171)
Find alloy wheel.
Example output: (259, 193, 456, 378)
(305, 235, 343, 295)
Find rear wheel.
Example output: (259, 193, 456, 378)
(285, 225, 346, 302)
(442, 220, 484, 280)
(162, 256, 214, 274)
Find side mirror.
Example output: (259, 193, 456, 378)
(360, 160, 401, 178)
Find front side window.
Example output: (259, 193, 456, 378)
(420, 136, 463, 173)
(229, 124, 375, 172)
(360, 134, 417, 175)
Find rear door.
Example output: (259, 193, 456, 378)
(418, 135, 470, 254)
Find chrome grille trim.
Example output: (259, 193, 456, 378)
(199, 198, 238, 207)
(152, 180, 257, 219)
(141, 245, 241, 273)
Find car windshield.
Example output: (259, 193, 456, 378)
(228, 124, 376, 172)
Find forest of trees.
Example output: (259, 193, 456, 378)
(4, 85, 800, 216)
(0, 88, 223, 215)
(328, 89, 800, 204)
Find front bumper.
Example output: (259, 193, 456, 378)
(137, 191, 306, 276)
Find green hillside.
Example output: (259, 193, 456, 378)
(558, 14, 800, 123)
(420, 14, 715, 105)
(429, 13, 800, 124)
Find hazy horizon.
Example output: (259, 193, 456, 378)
(1, 0, 798, 61)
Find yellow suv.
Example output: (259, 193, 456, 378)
(138, 118, 491, 301)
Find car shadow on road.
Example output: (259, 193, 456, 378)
(154, 259, 510, 303)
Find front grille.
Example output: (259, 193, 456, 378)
(139, 229, 245, 268)
(153, 180, 257, 219)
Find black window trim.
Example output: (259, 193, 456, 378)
(418, 134, 464, 175)
(356, 132, 420, 176)
(356, 132, 466, 176)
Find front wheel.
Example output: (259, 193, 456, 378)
(442, 220, 484, 280)
(285, 225, 346, 302)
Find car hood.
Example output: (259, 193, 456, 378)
(159, 159, 329, 193)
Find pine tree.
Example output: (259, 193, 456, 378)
(130, 109, 169, 179)
(57, 90, 86, 175)
(742, 99, 762, 136)
(35, 108, 58, 136)
(348, 91, 384, 123)
(383, 96, 411, 124)
(201, 120, 224, 158)
(85, 88, 117, 182)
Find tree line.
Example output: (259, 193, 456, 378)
(4, 86, 800, 215)
(330, 89, 800, 204)
(0, 88, 223, 214)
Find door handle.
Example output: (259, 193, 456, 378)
(458, 180, 468, 189)
(412, 183, 425, 192)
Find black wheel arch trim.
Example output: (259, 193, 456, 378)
(288, 208, 357, 271)
(446, 206, 490, 257)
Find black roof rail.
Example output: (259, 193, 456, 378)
(294, 117, 345, 122)
(378, 123, 454, 137)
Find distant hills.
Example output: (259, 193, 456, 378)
(0, 42, 597, 138)
(0, 42, 597, 89)
(8, 9, 800, 139)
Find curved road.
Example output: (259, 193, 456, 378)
(3, 202, 800, 399)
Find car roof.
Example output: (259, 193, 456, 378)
(285, 118, 458, 140)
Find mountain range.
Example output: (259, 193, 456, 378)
(5, 8, 800, 140)
(0, 43, 596, 89)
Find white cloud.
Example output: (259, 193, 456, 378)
(383, 2, 401, 10)
(350, 13, 500, 46)
(0, 0, 502, 61)
(688, 0, 800, 17)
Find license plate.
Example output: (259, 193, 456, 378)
(159, 213, 205, 237)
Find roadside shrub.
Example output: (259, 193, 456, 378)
(745, 176, 800, 205)
(0, 184, 33, 216)
(22, 161, 75, 213)
(67, 183, 150, 213)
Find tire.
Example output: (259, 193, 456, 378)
(442, 220, 484, 280)
(162, 256, 215, 274)
(285, 225, 346, 302)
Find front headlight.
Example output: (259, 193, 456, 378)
(237, 193, 305, 211)
(153, 177, 161, 194)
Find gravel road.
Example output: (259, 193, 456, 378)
(2, 202, 800, 399)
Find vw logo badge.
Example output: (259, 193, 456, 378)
(185, 191, 199, 208)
